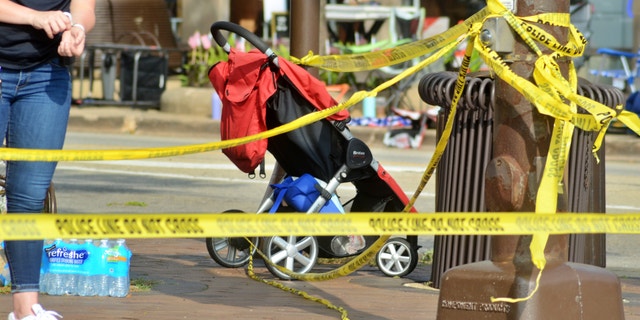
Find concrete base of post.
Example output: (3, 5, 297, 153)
(436, 260, 624, 319)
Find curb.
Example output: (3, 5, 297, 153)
(67, 106, 395, 146)
(68, 107, 220, 136)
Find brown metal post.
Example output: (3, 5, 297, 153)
(487, 0, 568, 280)
(263, 0, 322, 195)
(436, 0, 624, 319)
(290, 0, 320, 77)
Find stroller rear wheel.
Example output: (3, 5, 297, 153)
(376, 237, 419, 277)
(206, 236, 259, 268)
(205, 209, 259, 268)
(263, 235, 318, 280)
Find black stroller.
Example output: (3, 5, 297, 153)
(205, 21, 420, 279)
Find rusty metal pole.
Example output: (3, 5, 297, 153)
(486, 0, 569, 296)
(290, 0, 320, 77)
(436, 0, 625, 319)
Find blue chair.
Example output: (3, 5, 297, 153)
(589, 47, 640, 93)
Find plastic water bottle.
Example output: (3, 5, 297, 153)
(95, 239, 111, 297)
(108, 239, 132, 298)
(45, 239, 66, 296)
(62, 239, 80, 295)
(39, 240, 53, 293)
(76, 239, 96, 296)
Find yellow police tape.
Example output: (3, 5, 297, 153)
(246, 255, 351, 320)
(0, 0, 638, 307)
(291, 7, 488, 72)
(2, 212, 640, 241)
(245, 240, 357, 320)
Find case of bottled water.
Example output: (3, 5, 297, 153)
(40, 238, 131, 297)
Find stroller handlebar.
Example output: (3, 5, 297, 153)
(210, 21, 279, 68)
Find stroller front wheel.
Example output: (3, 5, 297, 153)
(263, 235, 318, 280)
(376, 237, 419, 277)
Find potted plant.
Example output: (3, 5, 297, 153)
(180, 31, 228, 88)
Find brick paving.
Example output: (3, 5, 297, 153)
(1, 238, 638, 319)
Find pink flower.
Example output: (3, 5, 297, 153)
(201, 34, 211, 50)
(188, 31, 202, 50)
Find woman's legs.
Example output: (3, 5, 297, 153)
(1, 59, 71, 318)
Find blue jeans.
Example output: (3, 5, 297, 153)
(0, 59, 71, 293)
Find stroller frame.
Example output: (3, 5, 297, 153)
(206, 21, 420, 279)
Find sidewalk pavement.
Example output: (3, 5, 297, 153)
(0, 238, 636, 320)
(0, 238, 442, 320)
(18, 105, 634, 319)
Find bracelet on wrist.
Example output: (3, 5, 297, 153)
(72, 23, 85, 32)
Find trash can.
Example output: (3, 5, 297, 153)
(421, 72, 494, 289)
(120, 50, 168, 103)
(565, 78, 622, 267)
(419, 72, 616, 288)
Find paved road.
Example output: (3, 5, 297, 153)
(0, 108, 635, 319)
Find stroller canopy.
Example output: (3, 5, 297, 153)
(210, 48, 349, 121)
(209, 48, 350, 176)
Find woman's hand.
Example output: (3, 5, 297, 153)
(58, 25, 85, 57)
(30, 10, 72, 39)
